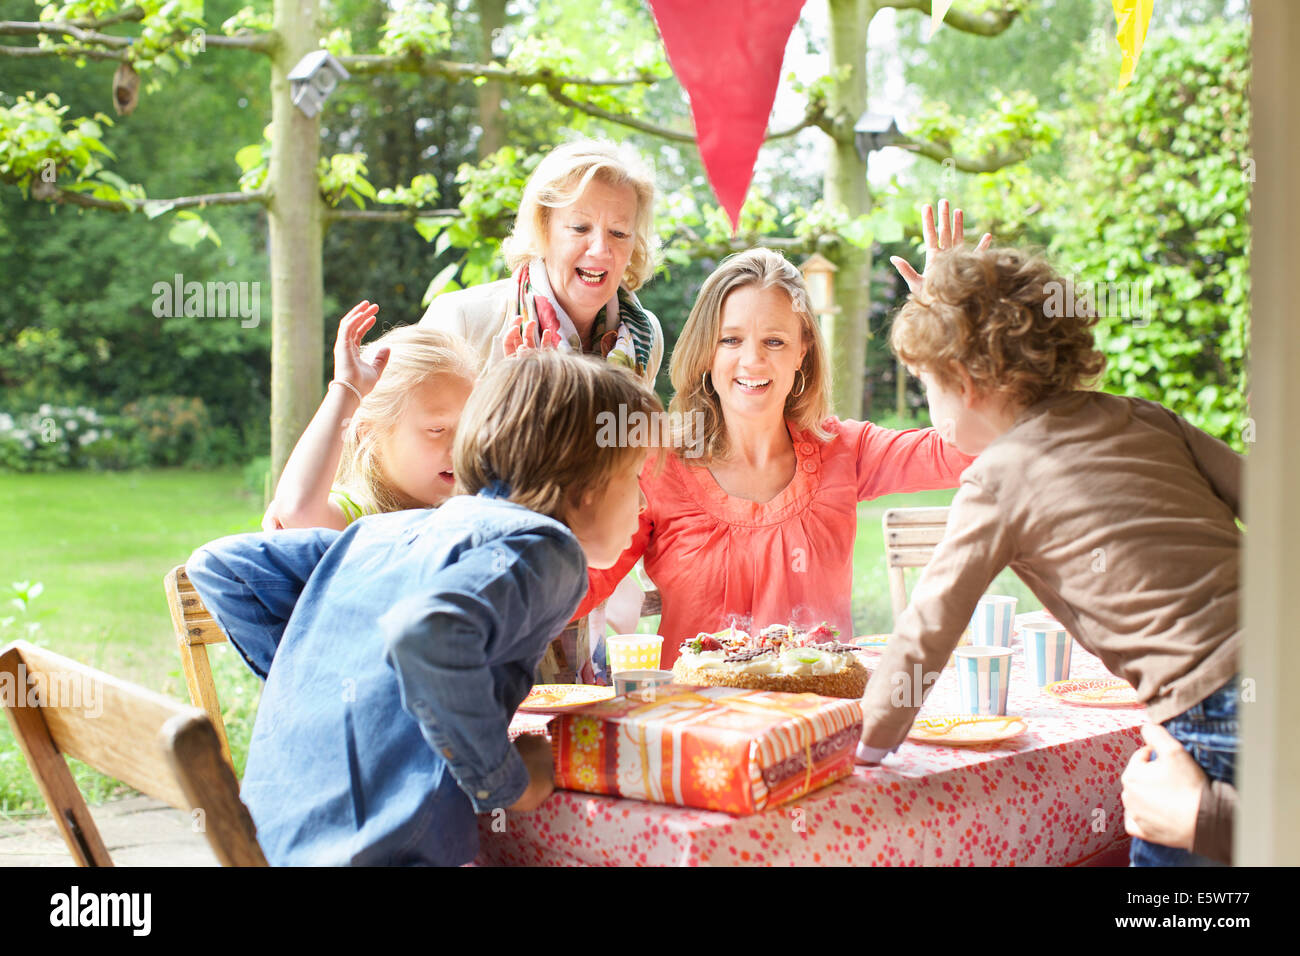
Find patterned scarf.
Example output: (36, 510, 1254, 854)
(502, 258, 656, 379)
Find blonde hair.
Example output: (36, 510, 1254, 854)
(336, 325, 480, 513)
(669, 248, 832, 463)
(890, 247, 1107, 407)
(454, 351, 663, 521)
(502, 139, 659, 291)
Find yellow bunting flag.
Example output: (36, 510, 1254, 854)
(1112, 0, 1154, 90)
(929, 0, 956, 39)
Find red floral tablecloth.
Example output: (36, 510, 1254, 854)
(483, 640, 1145, 866)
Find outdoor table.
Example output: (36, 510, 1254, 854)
(480, 639, 1145, 866)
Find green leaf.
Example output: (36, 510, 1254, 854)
(234, 143, 264, 173)
(167, 211, 221, 249)
(142, 199, 176, 219)
(424, 262, 460, 301)
(433, 227, 453, 256)
(414, 216, 450, 243)
(168, 216, 205, 250)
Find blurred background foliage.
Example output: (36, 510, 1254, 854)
(0, 0, 1255, 815)
(1, 0, 1252, 467)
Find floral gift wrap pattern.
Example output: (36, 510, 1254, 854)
(550, 684, 863, 814)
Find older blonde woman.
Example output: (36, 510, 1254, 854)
(420, 139, 664, 382)
(421, 139, 664, 684)
(576, 246, 976, 667)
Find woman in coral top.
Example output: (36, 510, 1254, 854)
(579, 214, 984, 668)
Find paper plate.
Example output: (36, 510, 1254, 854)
(907, 714, 1028, 747)
(507, 712, 555, 740)
(517, 684, 615, 713)
(853, 634, 891, 648)
(856, 628, 973, 652)
(1044, 677, 1140, 707)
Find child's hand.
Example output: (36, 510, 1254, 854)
(890, 198, 993, 295)
(507, 733, 555, 812)
(333, 301, 388, 399)
(1120, 723, 1205, 850)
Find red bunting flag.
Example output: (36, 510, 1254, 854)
(647, 0, 808, 232)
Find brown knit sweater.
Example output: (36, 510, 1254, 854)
(860, 390, 1242, 852)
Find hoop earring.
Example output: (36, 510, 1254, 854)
(702, 372, 715, 396)
(792, 369, 807, 397)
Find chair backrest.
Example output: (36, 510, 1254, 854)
(0, 640, 266, 866)
(164, 565, 233, 765)
(882, 506, 951, 625)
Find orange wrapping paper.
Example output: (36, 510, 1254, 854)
(550, 684, 863, 814)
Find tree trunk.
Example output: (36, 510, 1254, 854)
(824, 0, 873, 420)
(268, 0, 324, 483)
(475, 0, 508, 158)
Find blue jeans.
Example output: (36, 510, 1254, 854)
(1130, 674, 1238, 867)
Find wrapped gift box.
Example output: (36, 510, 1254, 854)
(550, 684, 863, 814)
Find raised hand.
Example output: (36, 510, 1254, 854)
(890, 199, 993, 296)
(332, 301, 389, 399)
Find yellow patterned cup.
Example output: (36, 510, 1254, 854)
(606, 633, 663, 672)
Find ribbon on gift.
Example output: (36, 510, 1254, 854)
(622, 687, 818, 802)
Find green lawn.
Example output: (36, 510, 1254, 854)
(0, 469, 1041, 815)
(851, 489, 1043, 635)
(1, 469, 268, 814)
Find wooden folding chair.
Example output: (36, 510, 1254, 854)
(0, 640, 266, 866)
(882, 506, 951, 625)
(164, 565, 232, 766)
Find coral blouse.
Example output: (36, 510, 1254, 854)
(578, 418, 975, 668)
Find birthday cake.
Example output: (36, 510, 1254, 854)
(671, 623, 870, 699)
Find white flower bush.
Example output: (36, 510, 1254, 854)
(0, 405, 117, 471)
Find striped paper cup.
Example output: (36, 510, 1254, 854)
(954, 646, 1014, 715)
(970, 595, 1018, 647)
(1022, 621, 1073, 688)
(612, 670, 674, 696)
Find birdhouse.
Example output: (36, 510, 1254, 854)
(853, 111, 902, 160)
(288, 51, 351, 118)
(799, 253, 839, 318)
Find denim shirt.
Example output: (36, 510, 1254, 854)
(185, 494, 587, 866)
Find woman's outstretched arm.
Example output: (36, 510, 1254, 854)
(264, 301, 387, 530)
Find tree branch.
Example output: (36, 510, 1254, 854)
(29, 186, 268, 213)
(879, 0, 1022, 36)
(325, 207, 461, 222)
(0, 19, 130, 47)
(765, 96, 834, 140)
(337, 55, 659, 87)
(0, 18, 275, 55)
(190, 34, 277, 52)
(889, 134, 1032, 172)
(0, 43, 124, 60)
(540, 84, 832, 144)
(542, 84, 695, 142)
(70, 6, 145, 29)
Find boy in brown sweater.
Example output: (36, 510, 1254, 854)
(860, 245, 1242, 866)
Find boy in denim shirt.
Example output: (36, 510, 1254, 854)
(858, 246, 1242, 867)
(186, 351, 658, 865)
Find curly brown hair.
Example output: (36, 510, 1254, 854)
(890, 247, 1107, 407)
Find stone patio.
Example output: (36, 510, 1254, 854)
(0, 795, 218, 867)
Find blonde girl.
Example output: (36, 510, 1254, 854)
(263, 301, 479, 531)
